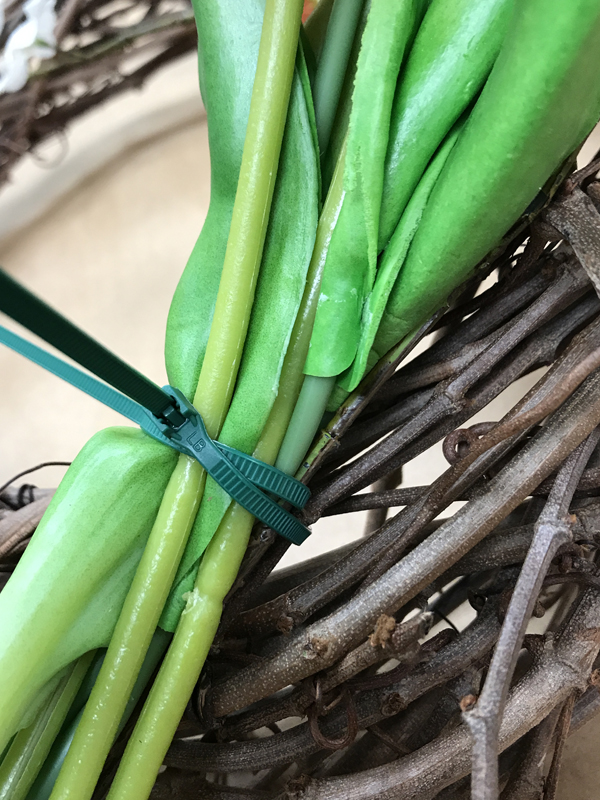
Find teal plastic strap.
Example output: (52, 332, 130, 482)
(0, 324, 154, 427)
(0, 322, 310, 544)
(0, 268, 184, 426)
(160, 389, 310, 543)
(217, 443, 309, 508)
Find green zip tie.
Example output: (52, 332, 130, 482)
(0, 269, 184, 426)
(0, 323, 310, 543)
(0, 271, 311, 544)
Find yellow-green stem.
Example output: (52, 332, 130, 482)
(105, 59, 348, 800)
(104, 502, 253, 800)
(195, 0, 303, 438)
(100, 388, 299, 800)
(49, 457, 203, 800)
(48, 2, 304, 799)
(0, 653, 93, 800)
(102, 0, 302, 800)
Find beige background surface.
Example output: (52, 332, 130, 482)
(0, 53, 599, 798)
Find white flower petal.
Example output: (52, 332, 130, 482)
(0, 49, 29, 92)
(0, 0, 56, 93)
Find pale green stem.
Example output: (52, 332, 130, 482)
(0, 653, 93, 800)
(104, 503, 253, 800)
(260, 142, 346, 465)
(312, 0, 364, 157)
(49, 457, 202, 800)
(0, 742, 14, 771)
(274, 139, 347, 474)
(96, 2, 304, 798)
(304, 0, 336, 66)
(296, 328, 420, 482)
(28, 632, 170, 800)
(275, 374, 335, 475)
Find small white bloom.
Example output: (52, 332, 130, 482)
(0, 0, 57, 93)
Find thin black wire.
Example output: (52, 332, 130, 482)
(0, 461, 71, 495)
(429, 607, 460, 634)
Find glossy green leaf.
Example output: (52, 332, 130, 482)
(0, 429, 176, 752)
(374, 0, 600, 359)
(0, 653, 93, 800)
(164, 0, 263, 399)
(339, 120, 462, 392)
(305, 0, 418, 379)
(378, 0, 514, 252)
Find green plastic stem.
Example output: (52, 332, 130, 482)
(273, 142, 347, 475)
(28, 632, 170, 800)
(100, 2, 304, 798)
(275, 374, 336, 476)
(48, 457, 202, 800)
(312, 0, 365, 157)
(0, 653, 94, 800)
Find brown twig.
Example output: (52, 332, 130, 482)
(280, 584, 600, 800)
(464, 430, 600, 799)
(0, 494, 54, 558)
(0, 0, 197, 189)
(0, 461, 69, 495)
(167, 600, 502, 772)
(210, 339, 600, 718)
(542, 692, 578, 800)
(499, 706, 561, 800)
